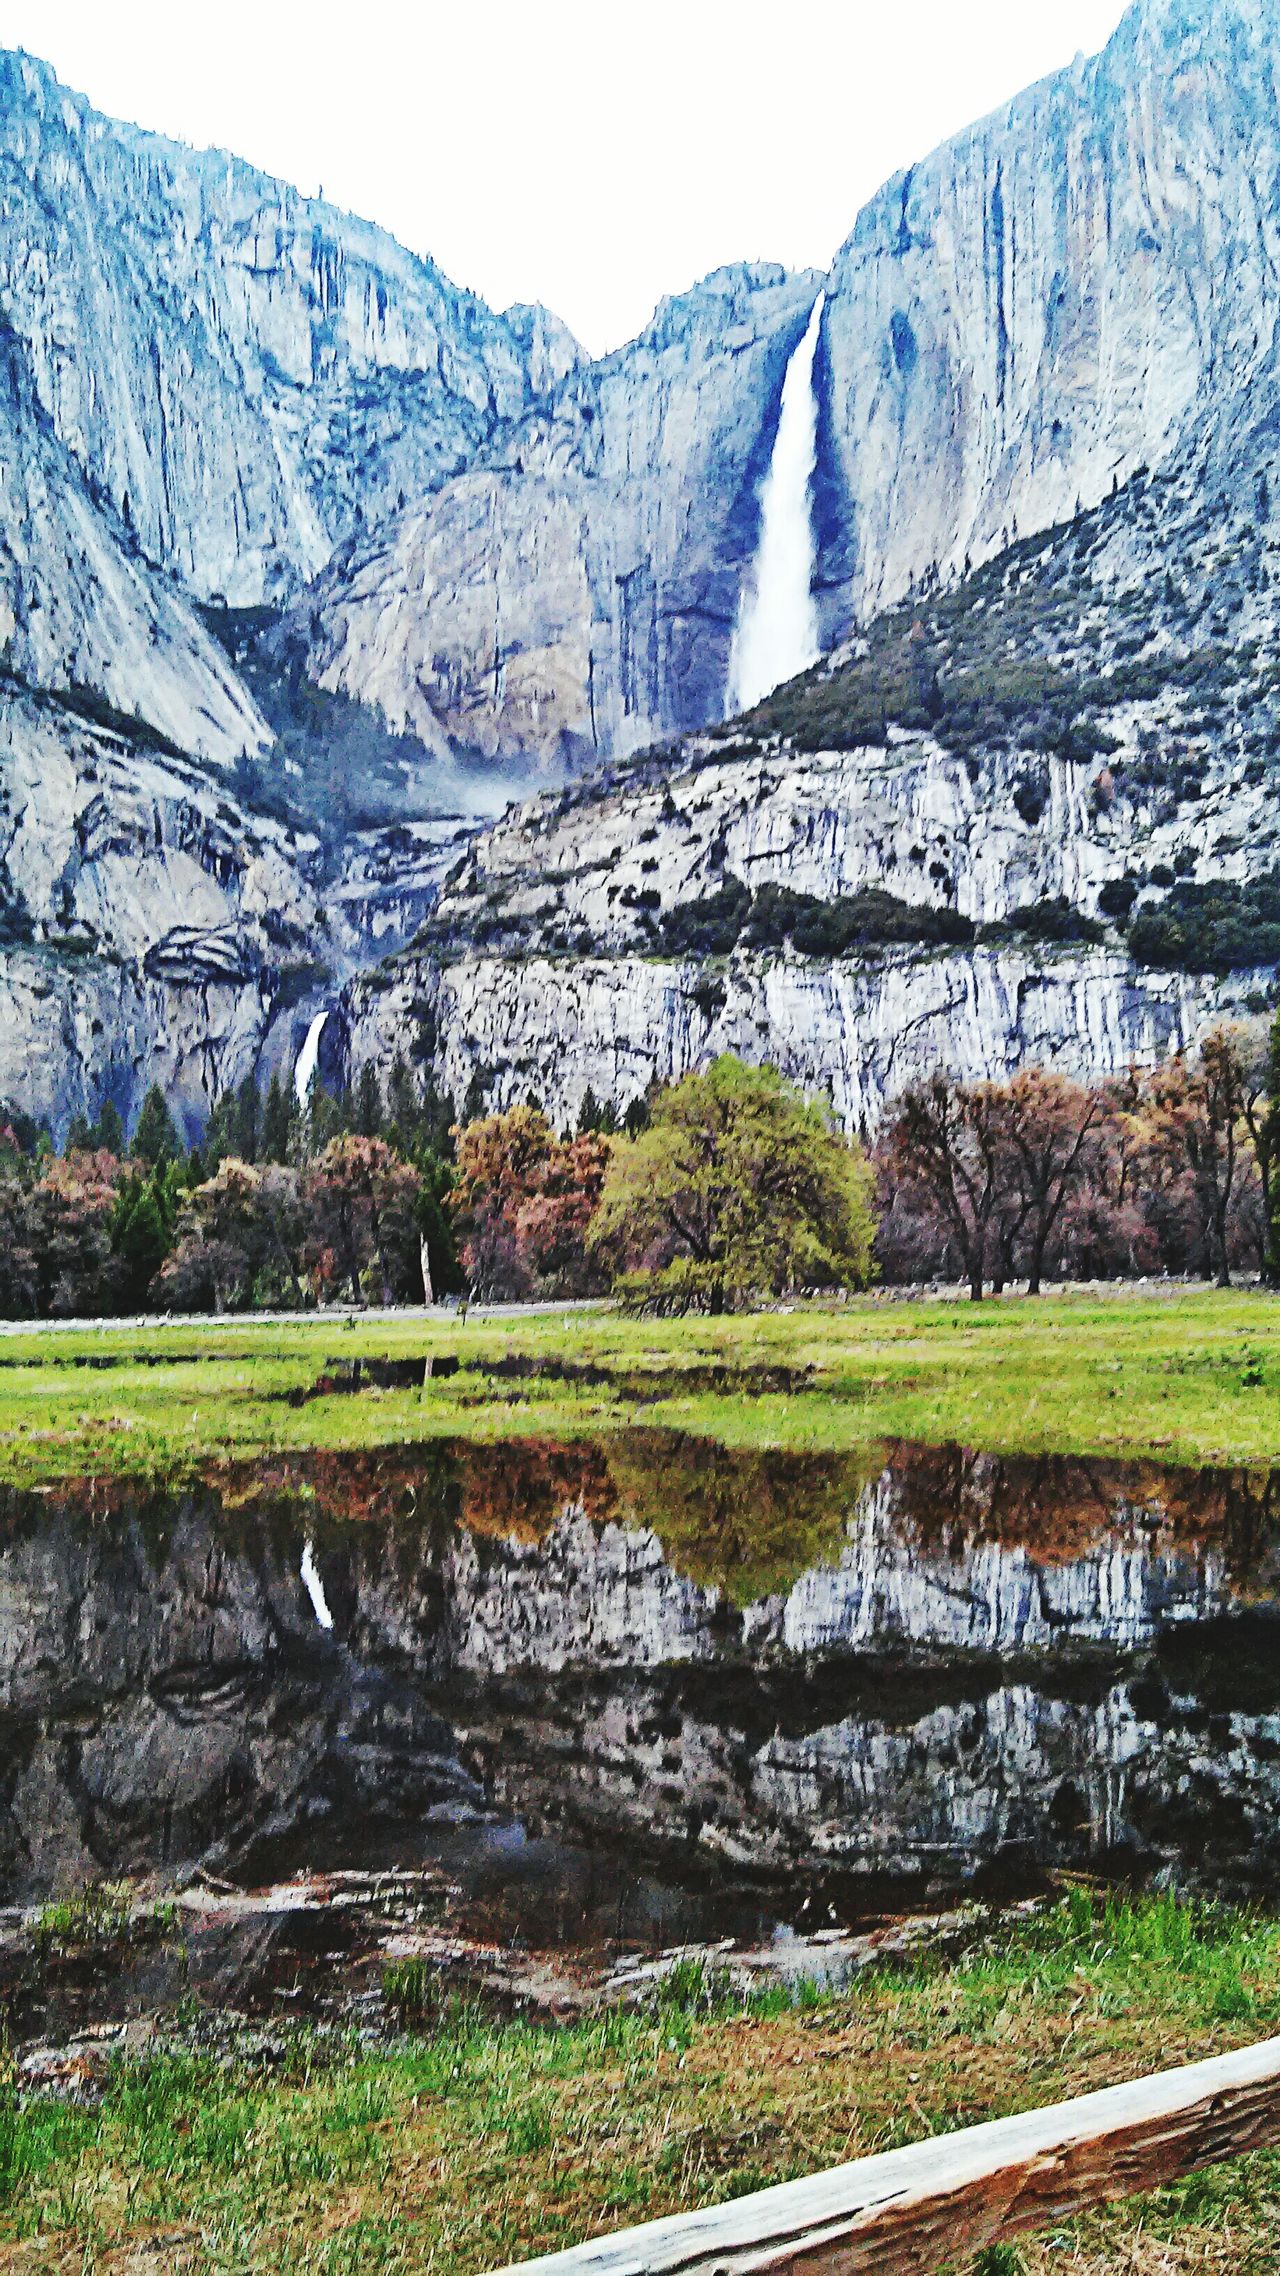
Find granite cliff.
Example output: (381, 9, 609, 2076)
(0, 50, 578, 605)
(8, 0, 1280, 1131)
(296, 265, 824, 770)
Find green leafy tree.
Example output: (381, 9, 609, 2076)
(131, 1085, 180, 1168)
(589, 1056, 876, 1313)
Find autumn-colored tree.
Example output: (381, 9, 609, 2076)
(305, 1136, 421, 1305)
(1237, 1014, 1280, 1284)
(883, 1074, 1008, 1301)
(589, 1056, 875, 1312)
(0, 1175, 38, 1316)
(514, 1132, 614, 1290)
(24, 1150, 123, 1316)
(449, 1105, 612, 1299)
(1141, 1033, 1255, 1288)
(155, 1158, 308, 1311)
(994, 1070, 1114, 1295)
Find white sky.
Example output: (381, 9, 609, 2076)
(2, 0, 1130, 357)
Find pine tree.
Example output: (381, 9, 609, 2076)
(96, 1101, 126, 1157)
(577, 1087, 620, 1138)
(623, 1092, 652, 1140)
(261, 1072, 293, 1165)
(386, 1058, 420, 1151)
(110, 1170, 172, 1308)
(355, 1062, 383, 1140)
(131, 1087, 178, 1167)
(229, 1075, 260, 1164)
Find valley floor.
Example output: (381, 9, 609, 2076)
(2, 1897, 1279, 2274)
(1, 1284, 1279, 1486)
(6, 1290, 1280, 2276)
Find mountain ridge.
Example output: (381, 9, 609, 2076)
(6, 4, 1280, 1134)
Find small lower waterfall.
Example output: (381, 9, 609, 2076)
(300, 1539, 334, 1630)
(728, 293, 825, 714)
(294, 1010, 328, 1107)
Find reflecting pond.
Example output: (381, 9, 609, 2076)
(4, 1433, 1280, 1931)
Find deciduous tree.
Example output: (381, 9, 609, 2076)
(589, 1056, 874, 1312)
(305, 1136, 421, 1305)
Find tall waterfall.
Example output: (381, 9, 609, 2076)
(294, 1010, 328, 1106)
(728, 293, 824, 714)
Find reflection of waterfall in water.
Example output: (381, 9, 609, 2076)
(300, 1539, 334, 1630)
(294, 1010, 328, 1107)
(729, 294, 824, 713)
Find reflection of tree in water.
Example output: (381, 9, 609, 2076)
(604, 1433, 878, 1605)
(454, 1440, 616, 1545)
(10, 1436, 1280, 1612)
(879, 1442, 1280, 1588)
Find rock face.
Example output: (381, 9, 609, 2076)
(12, 0, 1280, 1130)
(0, 50, 578, 605)
(300, 266, 823, 770)
(346, 941, 1216, 1135)
(814, 0, 1280, 630)
(5, 1443, 1280, 1902)
(0, 684, 478, 1136)
(0, 322, 268, 765)
(340, 662, 1253, 1127)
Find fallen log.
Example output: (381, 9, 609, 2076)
(490, 2034, 1280, 2276)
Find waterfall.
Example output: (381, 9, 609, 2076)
(294, 1010, 328, 1107)
(728, 293, 825, 714)
(300, 1539, 334, 1631)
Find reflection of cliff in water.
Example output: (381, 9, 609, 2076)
(4, 1434, 1280, 1908)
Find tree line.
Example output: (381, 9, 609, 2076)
(0, 1020, 1276, 1318)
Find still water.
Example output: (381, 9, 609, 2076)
(4, 1434, 1280, 1936)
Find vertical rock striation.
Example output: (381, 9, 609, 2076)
(817, 0, 1280, 628)
(0, 50, 581, 604)
(298, 265, 824, 769)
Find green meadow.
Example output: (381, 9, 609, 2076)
(0, 1285, 1278, 1487)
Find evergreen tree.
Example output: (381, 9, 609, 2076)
(355, 1062, 384, 1140)
(229, 1075, 261, 1164)
(306, 1081, 346, 1157)
(577, 1087, 620, 1138)
(131, 1086, 178, 1167)
(623, 1092, 652, 1140)
(110, 1171, 171, 1309)
(261, 1072, 293, 1165)
(415, 1150, 462, 1298)
(66, 1113, 95, 1154)
(96, 1101, 126, 1157)
(460, 1070, 488, 1125)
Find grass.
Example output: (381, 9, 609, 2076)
(2, 1895, 1280, 2272)
(1, 1287, 1280, 1487)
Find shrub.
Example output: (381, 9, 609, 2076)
(1128, 871, 1280, 975)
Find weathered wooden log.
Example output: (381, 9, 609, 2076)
(490, 2035, 1280, 2276)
